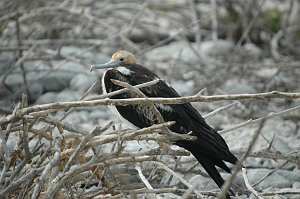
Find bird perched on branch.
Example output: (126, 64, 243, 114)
(90, 50, 239, 198)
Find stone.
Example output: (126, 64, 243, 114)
(147, 40, 234, 64)
(41, 71, 74, 92)
(292, 181, 300, 189)
(4, 73, 24, 92)
(245, 168, 299, 189)
(28, 82, 44, 101)
(35, 92, 57, 104)
(222, 78, 256, 94)
(89, 109, 110, 121)
(0, 52, 14, 74)
(60, 46, 110, 64)
(200, 39, 234, 57)
(59, 61, 85, 72)
(170, 80, 194, 96)
(243, 43, 262, 57)
(69, 73, 98, 93)
(255, 68, 278, 78)
(56, 90, 81, 102)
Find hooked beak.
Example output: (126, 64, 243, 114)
(90, 60, 118, 72)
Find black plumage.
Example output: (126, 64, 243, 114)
(91, 51, 239, 198)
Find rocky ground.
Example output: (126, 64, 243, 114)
(0, 0, 300, 198)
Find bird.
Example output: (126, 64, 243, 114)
(90, 50, 239, 198)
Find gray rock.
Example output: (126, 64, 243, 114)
(89, 109, 110, 121)
(56, 90, 81, 102)
(200, 40, 234, 57)
(188, 172, 244, 192)
(222, 79, 256, 94)
(5, 67, 76, 94)
(171, 80, 194, 96)
(245, 169, 299, 189)
(255, 68, 278, 78)
(69, 73, 98, 93)
(189, 175, 218, 191)
(4, 73, 24, 91)
(147, 40, 234, 64)
(63, 110, 90, 125)
(60, 46, 110, 64)
(41, 71, 74, 92)
(292, 181, 300, 189)
(243, 43, 262, 57)
(35, 92, 57, 104)
(223, 118, 293, 156)
(3, 73, 42, 101)
(60, 46, 83, 57)
(0, 52, 14, 74)
(59, 61, 85, 72)
(28, 82, 44, 101)
(91, 53, 111, 65)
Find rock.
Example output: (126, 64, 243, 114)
(4, 68, 76, 94)
(4, 73, 24, 91)
(0, 52, 14, 74)
(28, 82, 44, 101)
(223, 118, 293, 155)
(41, 71, 75, 92)
(222, 78, 256, 94)
(60, 46, 84, 57)
(170, 80, 194, 96)
(188, 172, 244, 191)
(59, 61, 85, 72)
(243, 43, 262, 57)
(2, 72, 43, 101)
(35, 92, 57, 104)
(147, 40, 234, 64)
(292, 181, 300, 189)
(89, 108, 110, 121)
(63, 110, 90, 125)
(245, 169, 299, 189)
(69, 73, 98, 93)
(60, 46, 110, 64)
(255, 68, 279, 78)
(200, 40, 234, 57)
(189, 174, 218, 191)
(56, 90, 81, 102)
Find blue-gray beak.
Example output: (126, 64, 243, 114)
(90, 60, 118, 72)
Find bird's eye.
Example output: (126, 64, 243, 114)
(119, 58, 124, 62)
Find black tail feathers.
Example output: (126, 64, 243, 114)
(192, 152, 235, 199)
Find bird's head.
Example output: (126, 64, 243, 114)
(90, 50, 137, 71)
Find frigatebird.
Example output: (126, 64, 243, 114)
(90, 50, 239, 198)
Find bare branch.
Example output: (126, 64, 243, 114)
(1, 91, 299, 125)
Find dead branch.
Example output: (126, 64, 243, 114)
(217, 120, 266, 199)
(1, 91, 299, 126)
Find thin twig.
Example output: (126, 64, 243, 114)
(217, 120, 266, 199)
(220, 105, 300, 134)
(242, 168, 263, 199)
(31, 136, 63, 199)
(151, 161, 204, 198)
(204, 102, 239, 119)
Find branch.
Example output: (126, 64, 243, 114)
(242, 168, 263, 199)
(1, 91, 299, 125)
(232, 150, 299, 165)
(220, 105, 300, 134)
(217, 120, 266, 199)
(31, 136, 63, 199)
(151, 161, 204, 198)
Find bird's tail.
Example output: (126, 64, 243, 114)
(191, 152, 234, 199)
